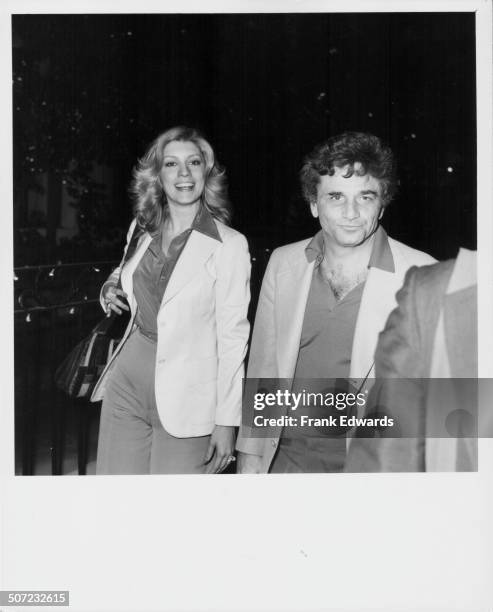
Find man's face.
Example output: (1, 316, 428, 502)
(310, 164, 384, 250)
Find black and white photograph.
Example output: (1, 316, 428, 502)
(2, 0, 493, 610)
(10, 10, 480, 476)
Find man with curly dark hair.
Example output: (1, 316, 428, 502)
(237, 131, 435, 473)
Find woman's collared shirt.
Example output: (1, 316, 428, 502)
(132, 207, 221, 342)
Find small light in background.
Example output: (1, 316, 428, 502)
(447, 167, 454, 173)
(48, 268, 55, 277)
(69, 308, 75, 315)
(93, 267, 100, 273)
(14, 273, 18, 281)
(26, 313, 31, 323)
(411, 133, 416, 139)
(368, 112, 373, 118)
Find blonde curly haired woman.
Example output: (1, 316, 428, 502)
(92, 126, 251, 474)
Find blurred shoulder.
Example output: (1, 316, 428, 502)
(406, 258, 455, 288)
(400, 259, 455, 312)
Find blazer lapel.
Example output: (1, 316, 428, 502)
(120, 232, 152, 312)
(443, 249, 477, 378)
(350, 237, 435, 381)
(350, 266, 398, 380)
(443, 287, 477, 378)
(160, 230, 218, 307)
(277, 257, 315, 378)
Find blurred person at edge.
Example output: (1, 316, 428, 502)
(345, 249, 479, 473)
(236, 132, 435, 473)
(91, 126, 251, 474)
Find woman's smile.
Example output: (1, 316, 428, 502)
(160, 140, 206, 207)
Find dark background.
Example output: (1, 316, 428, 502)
(13, 12, 476, 264)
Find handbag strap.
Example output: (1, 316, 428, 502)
(116, 222, 143, 290)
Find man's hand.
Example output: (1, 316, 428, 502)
(203, 425, 236, 474)
(237, 451, 263, 474)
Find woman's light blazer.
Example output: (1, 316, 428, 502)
(91, 218, 251, 438)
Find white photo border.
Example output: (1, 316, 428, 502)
(1, 1, 492, 611)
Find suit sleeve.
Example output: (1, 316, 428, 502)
(236, 250, 278, 455)
(346, 266, 426, 472)
(213, 232, 251, 426)
(99, 219, 137, 312)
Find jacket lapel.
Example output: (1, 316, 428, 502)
(277, 257, 315, 378)
(349, 266, 398, 380)
(442, 248, 477, 378)
(350, 238, 412, 380)
(443, 287, 477, 378)
(160, 230, 218, 307)
(120, 232, 152, 312)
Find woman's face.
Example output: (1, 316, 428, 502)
(160, 140, 206, 208)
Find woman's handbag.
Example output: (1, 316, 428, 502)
(55, 224, 142, 399)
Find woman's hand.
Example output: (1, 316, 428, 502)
(203, 425, 236, 474)
(103, 283, 130, 315)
